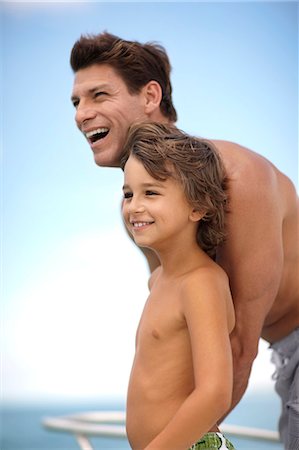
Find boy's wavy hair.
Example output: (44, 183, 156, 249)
(121, 123, 228, 259)
(70, 31, 177, 122)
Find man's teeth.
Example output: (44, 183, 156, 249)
(132, 222, 152, 228)
(85, 127, 109, 138)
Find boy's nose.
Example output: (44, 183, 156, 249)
(128, 198, 145, 214)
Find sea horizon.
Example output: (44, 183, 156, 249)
(1, 388, 283, 450)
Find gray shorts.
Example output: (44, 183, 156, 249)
(271, 328, 299, 450)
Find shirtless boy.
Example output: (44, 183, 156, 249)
(70, 32, 299, 449)
(122, 122, 236, 450)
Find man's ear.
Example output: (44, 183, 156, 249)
(189, 209, 205, 222)
(142, 81, 162, 115)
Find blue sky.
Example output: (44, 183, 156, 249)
(1, 1, 298, 402)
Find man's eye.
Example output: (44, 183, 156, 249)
(123, 192, 133, 199)
(95, 92, 107, 98)
(72, 100, 79, 109)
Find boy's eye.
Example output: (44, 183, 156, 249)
(123, 192, 133, 199)
(145, 190, 158, 196)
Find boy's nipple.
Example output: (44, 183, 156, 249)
(151, 328, 160, 340)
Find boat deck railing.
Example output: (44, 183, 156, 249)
(42, 410, 280, 450)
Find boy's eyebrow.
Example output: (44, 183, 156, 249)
(122, 182, 166, 190)
(71, 84, 111, 102)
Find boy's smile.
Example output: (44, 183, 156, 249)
(130, 221, 155, 231)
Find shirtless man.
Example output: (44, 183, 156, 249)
(70, 32, 299, 449)
(122, 122, 236, 450)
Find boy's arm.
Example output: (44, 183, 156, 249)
(144, 272, 233, 450)
(217, 155, 283, 415)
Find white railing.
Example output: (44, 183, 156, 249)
(42, 410, 280, 449)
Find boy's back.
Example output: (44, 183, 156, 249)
(126, 258, 235, 450)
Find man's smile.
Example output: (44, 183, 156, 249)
(84, 127, 110, 143)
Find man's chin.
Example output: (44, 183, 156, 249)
(93, 152, 121, 168)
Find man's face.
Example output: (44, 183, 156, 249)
(72, 64, 150, 167)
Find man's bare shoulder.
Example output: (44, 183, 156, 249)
(210, 139, 275, 178)
(211, 139, 294, 182)
(211, 139, 263, 157)
(210, 139, 297, 209)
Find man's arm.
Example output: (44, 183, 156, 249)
(217, 150, 283, 415)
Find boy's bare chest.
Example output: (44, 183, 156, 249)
(136, 286, 186, 345)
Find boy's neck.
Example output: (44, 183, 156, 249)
(155, 242, 210, 277)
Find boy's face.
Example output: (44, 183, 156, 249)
(71, 64, 150, 167)
(122, 155, 199, 251)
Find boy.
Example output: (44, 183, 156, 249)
(121, 122, 236, 450)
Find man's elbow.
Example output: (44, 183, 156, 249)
(230, 329, 259, 369)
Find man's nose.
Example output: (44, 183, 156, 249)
(75, 103, 97, 129)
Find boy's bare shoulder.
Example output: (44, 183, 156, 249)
(180, 261, 229, 296)
(180, 262, 235, 332)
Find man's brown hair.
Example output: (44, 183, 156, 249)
(122, 122, 228, 259)
(70, 31, 177, 122)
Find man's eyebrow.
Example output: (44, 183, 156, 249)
(71, 84, 111, 102)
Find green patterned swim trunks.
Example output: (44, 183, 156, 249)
(190, 432, 235, 450)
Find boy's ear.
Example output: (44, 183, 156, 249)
(142, 81, 162, 115)
(189, 209, 205, 222)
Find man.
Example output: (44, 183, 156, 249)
(70, 32, 299, 449)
